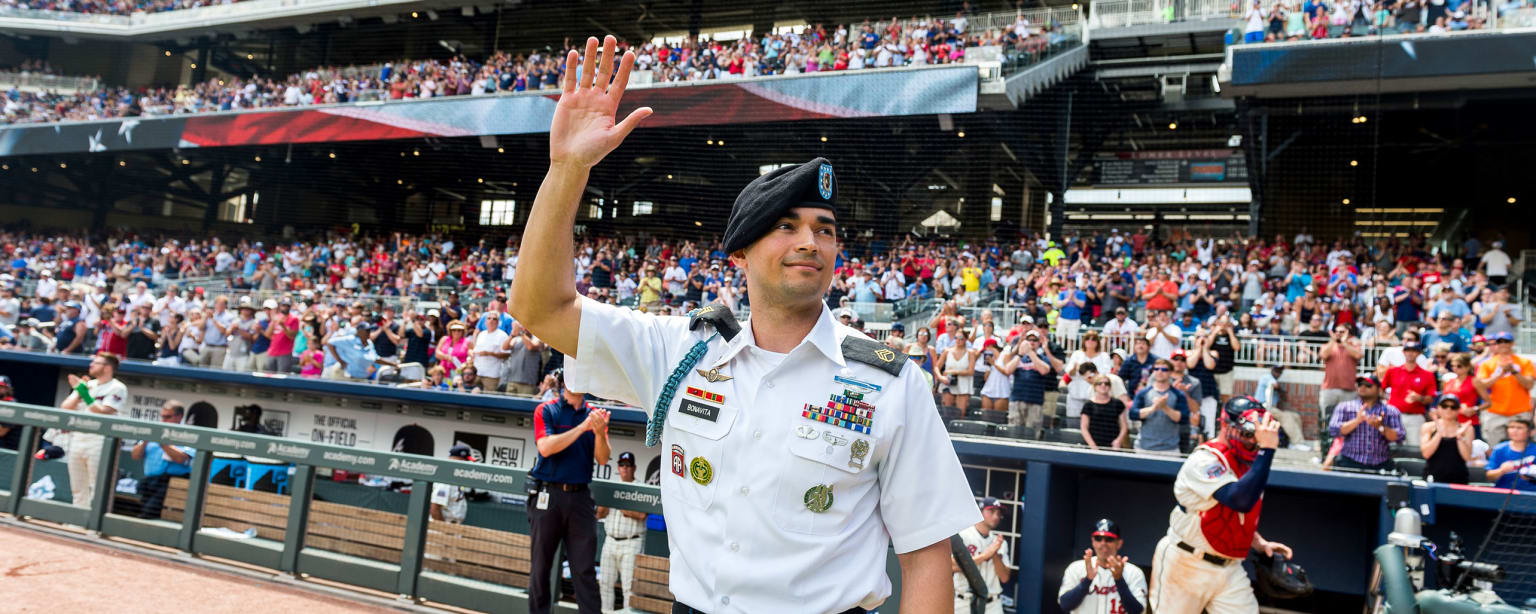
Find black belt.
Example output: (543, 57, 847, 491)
(543, 481, 588, 492)
(1177, 540, 1236, 566)
(610, 534, 642, 541)
(673, 605, 865, 614)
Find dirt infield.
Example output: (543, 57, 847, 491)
(0, 523, 398, 613)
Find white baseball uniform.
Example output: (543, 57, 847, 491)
(953, 525, 1010, 614)
(1150, 443, 1261, 614)
(1058, 558, 1148, 614)
(65, 377, 127, 507)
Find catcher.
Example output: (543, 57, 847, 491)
(1150, 396, 1302, 613)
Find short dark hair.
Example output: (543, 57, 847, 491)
(95, 352, 120, 373)
(1511, 418, 1534, 432)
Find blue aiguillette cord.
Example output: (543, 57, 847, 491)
(647, 331, 719, 447)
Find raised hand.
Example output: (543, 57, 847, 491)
(549, 36, 653, 170)
(1102, 554, 1127, 580)
(1255, 415, 1281, 450)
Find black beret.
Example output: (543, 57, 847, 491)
(721, 157, 837, 254)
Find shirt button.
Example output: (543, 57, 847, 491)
(825, 445, 834, 454)
(729, 541, 740, 551)
(721, 596, 731, 606)
(739, 486, 749, 495)
(753, 430, 762, 440)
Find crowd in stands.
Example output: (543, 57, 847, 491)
(1240, 0, 1492, 41)
(0, 225, 1530, 482)
(1, 11, 1073, 125)
(2, 0, 245, 17)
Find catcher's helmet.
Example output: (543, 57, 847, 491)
(1250, 552, 1314, 600)
(1222, 395, 1267, 435)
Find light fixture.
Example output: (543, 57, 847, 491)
(247, 54, 254, 60)
(59, 163, 67, 169)
(181, 159, 190, 165)
(1342, 198, 1351, 205)
(1168, 122, 1177, 130)
(164, 50, 171, 56)
(477, 177, 484, 183)
(694, 221, 703, 226)
(31, 167, 38, 172)
(496, 147, 504, 153)
(717, 140, 725, 146)
(666, 174, 673, 179)
(957, 131, 965, 138)
(397, 179, 404, 185)
(706, 139, 714, 145)
(1, 164, 7, 170)
(820, 136, 828, 142)
(254, 155, 261, 162)
(218, 80, 225, 86)
(412, 149, 420, 156)
(119, 160, 126, 167)
(1349, 160, 1358, 166)
(328, 152, 336, 159)
(411, 11, 418, 17)
(190, 63, 197, 69)
(1509, 197, 1518, 204)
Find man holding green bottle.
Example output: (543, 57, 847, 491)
(61, 352, 128, 507)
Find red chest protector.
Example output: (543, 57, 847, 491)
(1198, 440, 1263, 559)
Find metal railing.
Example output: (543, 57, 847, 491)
(0, 400, 661, 613)
(0, 71, 99, 93)
(1089, 0, 1173, 28)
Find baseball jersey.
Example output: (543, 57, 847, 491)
(430, 482, 467, 523)
(1058, 559, 1148, 614)
(568, 299, 980, 613)
(72, 377, 128, 448)
(1167, 444, 1260, 559)
(954, 525, 1010, 598)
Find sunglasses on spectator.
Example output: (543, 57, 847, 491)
(1091, 535, 1116, 543)
(1152, 367, 1170, 372)
(1093, 382, 1110, 388)
(1439, 403, 1459, 409)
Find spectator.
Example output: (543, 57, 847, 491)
(326, 324, 380, 381)
(1081, 375, 1128, 451)
(1327, 375, 1403, 472)
(436, 321, 472, 372)
(1477, 286, 1521, 339)
(1384, 341, 1437, 435)
(265, 299, 299, 372)
(200, 295, 234, 368)
(998, 329, 1061, 430)
(1145, 311, 1182, 359)
(936, 327, 977, 414)
(1475, 332, 1535, 445)
(1102, 307, 1138, 346)
(1478, 240, 1511, 286)
(223, 298, 258, 370)
(470, 320, 511, 392)
(1118, 336, 1155, 393)
(131, 400, 193, 519)
(61, 352, 127, 507)
(54, 300, 87, 354)
(503, 323, 544, 396)
(1420, 395, 1473, 484)
(1319, 323, 1362, 420)
(1422, 312, 1469, 353)
(1132, 359, 1189, 456)
(1484, 418, 1535, 491)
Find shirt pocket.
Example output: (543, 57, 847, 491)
(664, 396, 739, 511)
(773, 418, 880, 535)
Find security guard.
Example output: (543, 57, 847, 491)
(527, 371, 612, 614)
(510, 35, 980, 614)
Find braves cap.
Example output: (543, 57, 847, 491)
(979, 497, 1003, 512)
(1092, 518, 1122, 540)
(447, 444, 472, 458)
(618, 451, 636, 465)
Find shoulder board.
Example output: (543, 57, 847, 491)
(687, 302, 740, 341)
(840, 336, 904, 377)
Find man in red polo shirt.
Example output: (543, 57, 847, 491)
(1384, 341, 1437, 436)
(1142, 270, 1178, 315)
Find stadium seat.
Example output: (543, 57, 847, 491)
(948, 420, 995, 437)
(1393, 458, 1426, 478)
(1058, 429, 1086, 446)
(994, 425, 1037, 441)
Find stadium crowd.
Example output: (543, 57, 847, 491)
(1, 12, 1071, 125)
(0, 225, 1530, 482)
(1239, 0, 1495, 41)
(2, 0, 246, 17)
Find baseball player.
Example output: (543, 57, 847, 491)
(596, 451, 647, 614)
(1151, 396, 1295, 614)
(953, 498, 1012, 614)
(1058, 519, 1147, 614)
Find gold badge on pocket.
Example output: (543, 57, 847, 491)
(803, 484, 834, 513)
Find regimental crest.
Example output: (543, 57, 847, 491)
(818, 163, 835, 200)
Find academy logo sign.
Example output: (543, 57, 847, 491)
(322, 451, 377, 468)
(387, 458, 439, 477)
(66, 416, 103, 432)
(265, 442, 311, 460)
(160, 428, 200, 445)
(208, 436, 256, 451)
(110, 423, 153, 438)
(23, 411, 60, 424)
